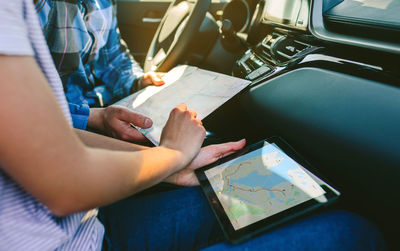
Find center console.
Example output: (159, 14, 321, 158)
(234, 32, 318, 81)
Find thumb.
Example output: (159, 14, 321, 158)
(212, 139, 246, 159)
(118, 107, 153, 128)
(188, 139, 246, 171)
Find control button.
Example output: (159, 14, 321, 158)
(245, 71, 259, 80)
(254, 57, 264, 67)
(246, 65, 271, 80)
(239, 62, 252, 74)
(257, 65, 271, 75)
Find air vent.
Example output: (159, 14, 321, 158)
(256, 43, 272, 62)
(255, 34, 283, 62)
(262, 33, 282, 49)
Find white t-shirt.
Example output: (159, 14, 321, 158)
(0, 0, 104, 250)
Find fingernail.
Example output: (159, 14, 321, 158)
(145, 118, 152, 127)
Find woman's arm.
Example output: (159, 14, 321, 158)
(74, 128, 149, 151)
(0, 55, 205, 217)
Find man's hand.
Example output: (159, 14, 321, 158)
(165, 139, 246, 186)
(137, 71, 165, 90)
(88, 106, 153, 142)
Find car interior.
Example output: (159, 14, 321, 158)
(116, 0, 400, 248)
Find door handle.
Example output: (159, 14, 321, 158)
(142, 17, 162, 23)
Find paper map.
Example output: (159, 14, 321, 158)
(115, 65, 250, 145)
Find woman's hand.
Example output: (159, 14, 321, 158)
(160, 103, 206, 169)
(165, 139, 246, 186)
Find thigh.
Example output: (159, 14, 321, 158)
(99, 187, 386, 251)
(98, 186, 224, 251)
(202, 210, 386, 251)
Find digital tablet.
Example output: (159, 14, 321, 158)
(195, 136, 340, 244)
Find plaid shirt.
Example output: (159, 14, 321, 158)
(35, 0, 143, 109)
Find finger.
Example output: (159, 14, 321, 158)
(188, 109, 197, 118)
(176, 103, 187, 111)
(154, 71, 167, 78)
(121, 128, 148, 142)
(116, 106, 153, 128)
(219, 150, 238, 159)
(139, 73, 152, 86)
(155, 72, 166, 77)
(108, 118, 149, 142)
(211, 139, 246, 158)
(149, 71, 165, 86)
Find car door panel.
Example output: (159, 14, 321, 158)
(117, 0, 171, 64)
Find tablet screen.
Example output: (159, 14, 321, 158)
(204, 141, 325, 230)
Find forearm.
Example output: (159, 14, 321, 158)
(10, 129, 182, 217)
(54, 145, 183, 216)
(74, 128, 148, 151)
(0, 56, 185, 217)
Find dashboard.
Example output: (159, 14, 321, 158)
(219, 0, 316, 80)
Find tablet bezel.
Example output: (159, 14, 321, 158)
(195, 136, 340, 244)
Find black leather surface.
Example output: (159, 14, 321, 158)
(241, 67, 400, 236)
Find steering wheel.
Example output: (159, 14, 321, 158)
(143, 0, 210, 72)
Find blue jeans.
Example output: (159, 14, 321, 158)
(98, 186, 385, 251)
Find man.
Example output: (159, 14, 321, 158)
(35, 0, 165, 141)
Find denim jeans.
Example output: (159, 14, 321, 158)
(98, 186, 385, 251)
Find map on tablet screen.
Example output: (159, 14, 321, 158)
(204, 142, 325, 230)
